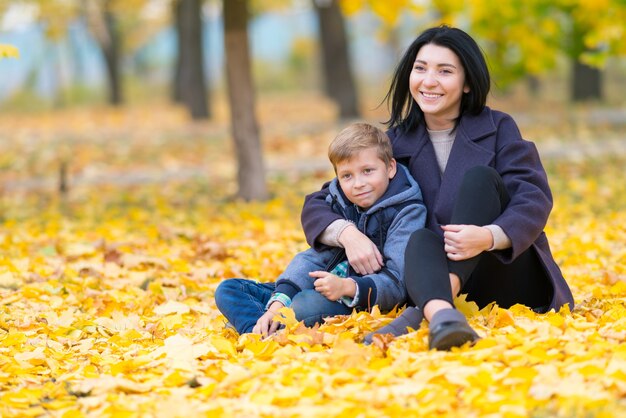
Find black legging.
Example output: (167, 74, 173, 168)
(405, 166, 553, 312)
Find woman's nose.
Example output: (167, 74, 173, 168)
(423, 72, 438, 86)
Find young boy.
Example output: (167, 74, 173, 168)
(214, 122, 426, 336)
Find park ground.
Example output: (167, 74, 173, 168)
(0, 90, 625, 417)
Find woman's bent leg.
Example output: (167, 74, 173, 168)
(447, 166, 510, 284)
(214, 279, 275, 334)
(450, 166, 553, 310)
(374, 228, 477, 349)
(402, 167, 509, 349)
(405, 228, 454, 310)
(291, 290, 352, 327)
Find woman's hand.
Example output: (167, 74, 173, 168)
(309, 271, 356, 301)
(338, 225, 383, 275)
(441, 224, 493, 261)
(252, 301, 283, 336)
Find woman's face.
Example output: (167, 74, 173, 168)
(409, 43, 469, 130)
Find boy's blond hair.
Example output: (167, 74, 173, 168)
(328, 122, 393, 172)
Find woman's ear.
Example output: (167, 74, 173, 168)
(464, 85, 470, 93)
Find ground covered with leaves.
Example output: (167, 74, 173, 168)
(1, 99, 626, 417)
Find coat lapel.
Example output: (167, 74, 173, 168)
(433, 112, 498, 224)
(399, 125, 441, 215)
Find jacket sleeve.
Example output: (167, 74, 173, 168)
(351, 201, 427, 311)
(491, 115, 553, 263)
(301, 181, 344, 251)
(275, 247, 334, 298)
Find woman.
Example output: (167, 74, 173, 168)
(300, 25, 574, 350)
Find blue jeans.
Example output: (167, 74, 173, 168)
(214, 278, 353, 334)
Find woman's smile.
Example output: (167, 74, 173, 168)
(421, 91, 443, 99)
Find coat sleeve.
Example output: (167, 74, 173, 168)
(492, 115, 553, 263)
(350, 201, 427, 311)
(301, 181, 344, 251)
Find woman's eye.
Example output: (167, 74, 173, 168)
(413, 65, 425, 71)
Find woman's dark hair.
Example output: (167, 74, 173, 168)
(384, 25, 490, 133)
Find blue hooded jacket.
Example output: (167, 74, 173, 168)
(274, 164, 426, 311)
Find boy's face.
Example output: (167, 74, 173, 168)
(336, 147, 397, 210)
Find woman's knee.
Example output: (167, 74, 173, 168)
(455, 166, 509, 217)
(464, 166, 508, 200)
(407, 228, 441, 253)
(463, 165, 500, 184)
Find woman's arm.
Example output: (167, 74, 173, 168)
(492, 115, 553, 261)
(301, 183, 342, 249)
(337, 225, 383, 275)
(301, 183, 383, 274)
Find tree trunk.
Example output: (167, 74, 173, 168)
(102, 9, 122, 105)
(569, 23, 603, 102)
(312, 0, 359, 119)
(223, 0, 268, 201)
(571, 59, 603, 101)
(527, 75, 540, 98)
(172, 0, 182, 103)
(85, 0, 123, 105)
(173, 0, 210, 119)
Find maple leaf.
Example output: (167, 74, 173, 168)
(151, 334, 210, 371)
(153, 300, 191, 316)
(371, 332, 396, 351)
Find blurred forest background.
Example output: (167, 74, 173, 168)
(1, 0, 625, 203)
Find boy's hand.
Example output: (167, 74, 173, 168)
(309, 271, 356, 301)
(252, 302, 283, 336)
(338, 225, 383, 275)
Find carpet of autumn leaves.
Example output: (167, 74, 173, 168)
(1, 95, 626, 417)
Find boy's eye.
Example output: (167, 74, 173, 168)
(341, 174, 351, 180)
(363, 168, 373, 174)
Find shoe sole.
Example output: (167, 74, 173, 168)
(429, 326, 478, 351)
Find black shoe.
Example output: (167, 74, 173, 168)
(363, 306, 423, 345)
(428, 320, 479, 351)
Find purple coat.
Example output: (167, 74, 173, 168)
(302, 107, 574, 311)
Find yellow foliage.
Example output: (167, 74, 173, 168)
(345, 0, 626, 84)
(339, 0, 366, 16)
(0, 102, 625, 417)
(0, 44, 19, 59)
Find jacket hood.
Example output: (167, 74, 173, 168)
(327, 164, 422, 215)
